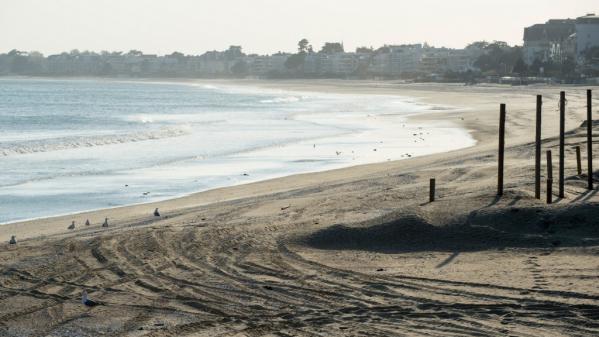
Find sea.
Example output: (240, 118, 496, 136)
(0, 78, 475, 223)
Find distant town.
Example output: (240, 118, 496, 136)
(1, 13, 599, 84)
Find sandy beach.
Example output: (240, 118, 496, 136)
(1, 80, 599, 336)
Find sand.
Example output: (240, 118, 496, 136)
(1, 81, 599, 336)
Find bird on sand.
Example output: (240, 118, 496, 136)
(81, 290, 99, 307)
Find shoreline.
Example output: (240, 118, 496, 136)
(0, 78, 474, 229)
(0, 81, 594, 242)
(2, 80, 599, 335)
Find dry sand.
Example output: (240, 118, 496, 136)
(1, 81, 599, 336)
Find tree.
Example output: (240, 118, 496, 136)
(512, 57, 528, 76)
(467, 41, 489, 50)
(356, 46, 373, 53)
(127, 50, 143, 57)
(285, 53, 305, 70)
(320, 42, 344, 54)
(474, 42, 522, 76)
(298, 39, 309, 54)
(584, 46, 599, 64)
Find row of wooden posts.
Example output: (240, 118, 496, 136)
(429, 89, 593, 203)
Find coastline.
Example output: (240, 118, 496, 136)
(0, 80, 593, 241)
(0, 78, 474, 230)
(2, 80, 599, 335)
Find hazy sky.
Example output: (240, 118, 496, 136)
(1, 0, 597, 55)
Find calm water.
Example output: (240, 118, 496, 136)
(0, 78, 475, 223)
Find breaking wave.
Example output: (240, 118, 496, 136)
(260, 96, 302, 104)
(0, 127, 190, 156)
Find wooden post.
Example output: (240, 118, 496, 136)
(559, 91, 565, 198)
(547, 150, 553, 179)
(547, 150, 553, 204)
(535, 95, 542, 199)
(576, 146, 582, 176)
(587, 89, 593, 190)
(547, 179, 553, 204)
(498, 104, 506, 196)
(429, 178, 435, 202)
(547, 150, 553, 180)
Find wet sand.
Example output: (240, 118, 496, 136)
(1, 81, 599, 336)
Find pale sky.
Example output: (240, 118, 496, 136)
(1, 0, 597, 55)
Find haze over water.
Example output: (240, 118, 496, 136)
(0, 78, 474, 223)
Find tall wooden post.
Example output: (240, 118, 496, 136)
(498, 104, 506, 196)
(547, 150, 553, 204)
(576, 146, 582, 176)
(429, 178, 436, 202)
(559, 91, 565, 198)
(547, 179, 553, 204)
(535, 95, 542, 199)
(547, 150, 553, 180)
(587, 89, 593, 190)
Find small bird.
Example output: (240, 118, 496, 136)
(154, 208, 160, 217)
(81, 290, 99, 307)
(9, 235, 16, 245)
(85, 219, 90, 226)
(102, 218, 109, 227)
(68, 221, 75, 230)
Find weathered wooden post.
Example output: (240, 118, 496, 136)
(559, 91, 565, 198)
(498, 104, 506, 196)
(547, 150, 553, 204)
(576, 146, 582, 176)
(547, 179, 553, 204)
(429, 178, 435, 202)
(587, 89, 593, 190)
(547, 150, 553, 180)
(535, 95, 542, 199)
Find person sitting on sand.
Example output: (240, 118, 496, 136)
(68, 221, 75, 230)
(102, 218, 108, 227)
(9, 235, 16, 245)
(154, 208, 160, 217)
(81, 290, 99, 307)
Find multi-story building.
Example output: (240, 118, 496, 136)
(576, 13, 599, 62)
(523, 19, 576, 65)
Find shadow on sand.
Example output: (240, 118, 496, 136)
(303, 203, 599, 253)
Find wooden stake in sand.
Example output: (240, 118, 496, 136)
(587, 89, 593, 190)
(576, 146, 582, 176)
(547, 150, 553, 181)
(535, 95, 542, 199)
(498, 104, 506, 196)
(559, 91, 565, 198)
(547, 150, 553, 204)
(547, 178, 553, 204)
(429, 178, 435, 202)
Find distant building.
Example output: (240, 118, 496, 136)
(576, 13, 599, 62)
(523, 19, 576, 65)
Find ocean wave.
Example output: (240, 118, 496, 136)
(0, 127, 191, 156)
(260, 96, 301, 104)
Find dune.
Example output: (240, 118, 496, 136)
(1, 81, 599, 336)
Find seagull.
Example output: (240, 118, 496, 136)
(81, 290, 99, 307)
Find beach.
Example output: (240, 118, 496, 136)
(1, 80, 599, 336)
